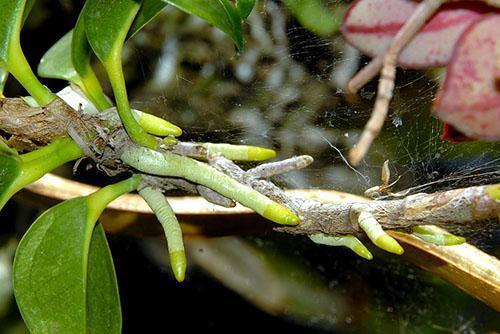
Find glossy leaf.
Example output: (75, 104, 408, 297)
(45, 1, 166, 109)
(433, 14, 500, 140)
(21, 0, 35, 23)
(0, 143, 22, 211)
(236, 0, 255, 19)
(1, 0, 35, 97)
(0, 0, 55, 104)
(0, 0, 25, 64)
(13, 176, 140, 333)
(13, 198, 120, 333)
(129, 0, 168, 38)
(83, 0, 157, 147)
(38, 30, 82, 85)
(71, 7, 112, 111)
(284, 0, 342, 37)
(0, 67, 8, 97)
(71, 6, 92, 80)
(87, 223, 122, 333)
(84, 0, 141, 61)
(166, 0, 247, 50)
(341, 0, 490, 68)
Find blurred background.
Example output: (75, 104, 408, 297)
(1, 0, 499, 332)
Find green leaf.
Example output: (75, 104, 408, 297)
(166, 0, 247, 50)
(129, 0, 168, 38)
(83, 0, 157, 148)
(67, 5, 112, 110)
(71, 7, 94, 83)
(0, 147, 22, 211)
(83, 0, 141, 64)
(236, 0, 255, 19)
(0, 0, 25, 64)
(14, 198, 95, 333)
(87, 223, 122, 333)
(70, 8, 112, 111)
(13, 198, 120, 333)
(0, 67, 8, 97)
(21, 0, 36, 23)
(42, 1, 166, 109)
(283, 0, 343, 37)
(38, 30, 82, 85)
(13, 176, 140, 333)
(0, 0, 55, 104)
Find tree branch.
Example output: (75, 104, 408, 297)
(1, 96, 498, 238)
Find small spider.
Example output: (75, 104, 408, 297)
(343, 0, 500, 165)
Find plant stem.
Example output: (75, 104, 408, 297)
(105, 56, 157, 148)
(0, 138, 84, 209)
(80, 67, 112, 111)
(18, 138, 83, 186)
(86, 174, 142, 224)
(7, 44, 56, 105)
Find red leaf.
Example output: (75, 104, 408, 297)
(341, 0, 491, 68)
(434, 14, 500, 141)
(441, 123, 475, 142)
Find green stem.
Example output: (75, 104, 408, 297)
(17, 138, 83, 186)
(7, 44, 56, 105)
(80, 67, 112, 111)
(3, 138, 84, 207)
(139, 186, 186, 282)
(121, 146, 300, 226)
(86, 174, 142, 224)
(105, 56, 157, 148)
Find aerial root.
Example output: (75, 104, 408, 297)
(351, 204, 404, 255)
(309, 233, 373, 260)
(412, 225, 466, 246)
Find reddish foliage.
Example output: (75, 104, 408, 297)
(434, 14, 500, 140)
(341, 0, 500, 141)
(341, 0, 490, 68)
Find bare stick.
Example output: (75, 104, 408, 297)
(196, 185, 236, 208)
(246, 155, 313, 179)
(347, 56, 383, 94)
(349, 0, 447, 165)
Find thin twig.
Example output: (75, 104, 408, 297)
(349, 0, 447, 165)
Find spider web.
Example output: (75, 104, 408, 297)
(126, 1, 500, 221)
(74, 2, 500, 331)
(1, 1, 497, 332)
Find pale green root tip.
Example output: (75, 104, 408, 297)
(375, 234, 404, 255)
(412, 226, 466, 246)
(169, 250, 187, 282)
(132, 109, 182, 137)
(162, 135, 178, 146)
(486, 184, 500, 200)
(246, 146, 276, 161)
(262, 202, 300, 225)
(352, 243, 373, 260)
(309, 233, 373, 260)
(205, 143, 276, 161)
